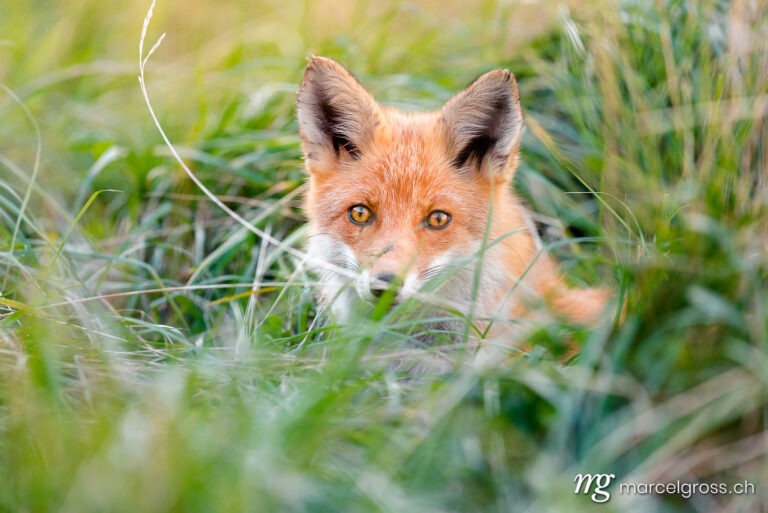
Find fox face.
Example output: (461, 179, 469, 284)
(297, 57, 609, 328)
(297, 57, 526, 320)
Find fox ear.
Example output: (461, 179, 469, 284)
(296, 57, 382, 169)
(440, 70, 523, 179)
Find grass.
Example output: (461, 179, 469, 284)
(1, 0, 767, 511)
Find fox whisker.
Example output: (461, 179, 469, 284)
(421, 265, 447, 281)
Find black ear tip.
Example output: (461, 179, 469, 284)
(479, 68, 513, 81)
(493, 70, 520, 102)
(303, 56, 343, 79)
(464, 69, 519, 99)
(497, 69, 512, 82)
(299, 57, 337, 102)
(302, 56, 367, 92)
(306, 55, 335, 67)
(493, 70, 518, 90)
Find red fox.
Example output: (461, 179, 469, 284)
(297, 57, 610, 346)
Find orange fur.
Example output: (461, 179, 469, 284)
(297, 57, 610, 341)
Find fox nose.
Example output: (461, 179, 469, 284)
(370, 272, 399, 298)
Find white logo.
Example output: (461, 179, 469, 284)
(574, 473, 616, 503)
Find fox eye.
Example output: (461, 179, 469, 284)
(425, 210, 451, 229)
(348, 204, 373, 226)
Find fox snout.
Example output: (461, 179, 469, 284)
(358, 232, 421, 297)
(361, 245, 419, 304)
(369, 272, 399, 298)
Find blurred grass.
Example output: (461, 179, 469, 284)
(1, 0, 767, 511)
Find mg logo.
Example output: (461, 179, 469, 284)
(573, 473, 616, 503)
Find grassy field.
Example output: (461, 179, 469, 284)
(1, 0, 767, 511)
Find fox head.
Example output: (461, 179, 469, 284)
(297, 57, 526, 319)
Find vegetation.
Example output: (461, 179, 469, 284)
(1, 0, 766, 511)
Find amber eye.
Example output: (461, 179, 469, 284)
(425, 210, 451, 229)
(348, 204, 373, 225)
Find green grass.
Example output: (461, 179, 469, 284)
(1, 0, 767, 511)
